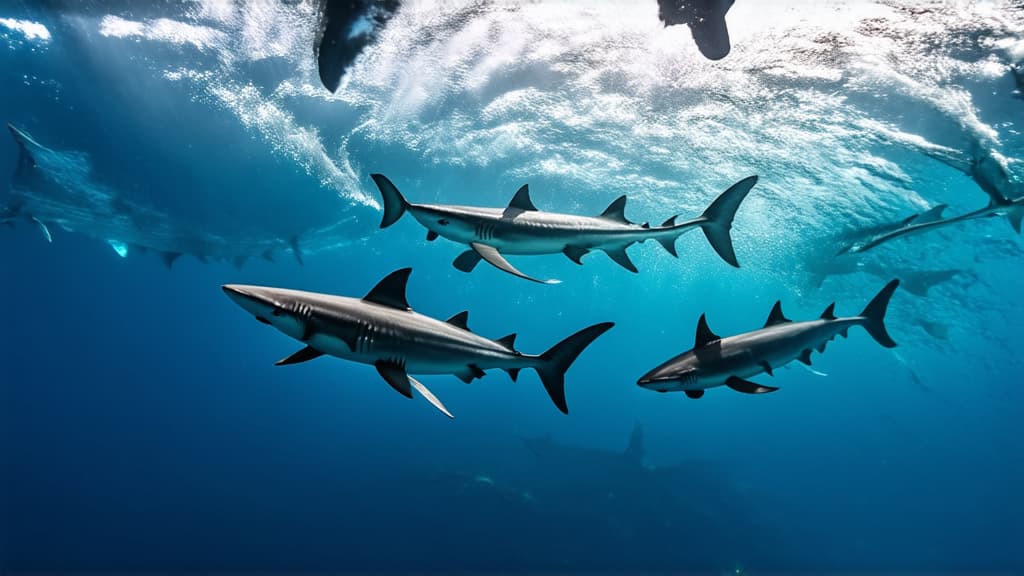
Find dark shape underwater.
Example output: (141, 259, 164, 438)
(657, 0, 735, 60)
(315, 0, 401, 92)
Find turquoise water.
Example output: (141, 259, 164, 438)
(2, 1, 1023, 573)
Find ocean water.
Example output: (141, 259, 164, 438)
(2, 1, 1023, 573)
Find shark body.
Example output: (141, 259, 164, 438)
(371, 173, 757, 284)
(223, 268, 614, 417)
(637, 280, 900, 398)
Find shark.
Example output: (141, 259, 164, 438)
(2, 123, 344, 268)
(637, 279, 900, 398)
(222, 267, 614, 418)
(314, 0, 401, 93)
(370, 173, 757, 284)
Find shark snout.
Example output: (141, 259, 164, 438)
(222, 284, 278, 320)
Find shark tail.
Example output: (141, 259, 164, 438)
(697, 175, 758, 267)
(859, 279, 900, 348)
(533, 322, 614, 414)
(370, 174, 409, 228)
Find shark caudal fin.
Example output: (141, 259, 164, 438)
(370, 174, 410, 229)
(697, 175, 757, 267)
(533, 322, 614, 414)
(859, 279, 900, 348)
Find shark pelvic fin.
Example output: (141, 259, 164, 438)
(657, 236, 679, 257)
(821, 303, 837, 320)
(30, 216, 52, 243)
(289, 235, 304, 266)
(604, 245, 638, 273)
(363, 267, 413, 310)
(798, 349, 813, 365)
(408, 375, 455, 419)
(763, 300, 791, 327)
(161, 251, 182, 269)
(445, 310, 470, 330)
(503, 184, 537, 217)
(694, 313, 720, 348)
(563, 245, 589, 265)
(684, 389, 705, 399)
(599, 195, 631, 224)
(759, 361, 773, 376)
(505, 367, 521, 382)
(470, 242, 560, 284)
(726, 376, 778, 394)
(275, 346, 324, 366)
(426, 230, 439, 241)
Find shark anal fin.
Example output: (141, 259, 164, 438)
(604, 246, 638, 273)
(445, 310, 470, 330)
(503, 184, 537, 217)
(759, 361, 773, 376)
(468, 364, 486, 378)
(375, 361, 413, 398)
(725, 376, 778, 394)
(563, 245, 589, 265)
(408, 375, 454, 419)
(599, 195, 631, 224)
(161, 251, 182, 269)
(798, 349, 813, 365)
(763, 300, 791, 327)
(275, 346, 324, 366)
(470, 242, 560, 284)
(454, 369, 475, 384)
(684, 389, 705, 399)
(363, 268, 413, 310)
(656, 236, 678, 257)
(505, 367, 521, 382)
(453, 249, 482, 272)
(695, 313, 721, 348)
(426, 230, 439, 241)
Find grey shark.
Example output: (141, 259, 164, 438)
(637, 279, 900, 398)
(371, 173, 757, 284)
(222, 268, 614, 417)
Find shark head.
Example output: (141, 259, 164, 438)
(636, 360, 699, 392)
(409, 204, 478, 243)
(222, 284, 311, 341)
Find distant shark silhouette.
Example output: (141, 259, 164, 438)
(315, 0, 401, 92)
(3, 123, 317, 268)
(371, 173, 756, 284)
(223, 268, 614, 416)
(638, 280, 900, 398)
(657, 0, 735, 60)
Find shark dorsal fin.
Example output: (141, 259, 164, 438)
(504, 184, 537, 215)
(820, 303, 837, 320)
(763, 301, 791, 327)
(661, 215, 678, 228)
(446, 310, 470, 330)
(599, 196, 631, 224)
(695, 313, 720, 348)
(363, 267, 412, 310)
(915, 204, 948, 225)
(624, 423, 645, 463)
(495, 333, 517, 350)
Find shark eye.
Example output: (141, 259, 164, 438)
(437, 218, 449, 226)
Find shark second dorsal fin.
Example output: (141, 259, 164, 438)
(821, 303, 837, 320)
(915, 204, 948, 225)
(446, 310, 470, 330)
(503, 184, 537, 217)
(695, 314, 720, 348)
(495, 333, 517, 350)
(363, 267, 413, 310)
(599, 196, 631, 224)
(764, 301, 791, 327)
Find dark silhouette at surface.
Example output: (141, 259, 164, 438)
(657, 0, 736, 60)
(316, 0, 401, 92)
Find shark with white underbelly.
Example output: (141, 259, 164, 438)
(370, 173, 757, 284)
(637, 280, 901, 398)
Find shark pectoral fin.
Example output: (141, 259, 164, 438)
(408, 375, 455, 419)
(375, 361, 413, 398)
(603, 245, 638, 273)
(275, 346, 324, 366)
(30, 217, 52, 242)
(759, 361, 773, 376)
(1009, 211, 1023, 234)
(453, 249, 482, 272)
(684, 389, 705, 399)
(725, 376, 778, 394)
(426, 230, 439, 241)
(563, 245, 589, 265)
(470, 242, 560, 284)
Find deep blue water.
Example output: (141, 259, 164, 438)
(3, 1, 1024, 574)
